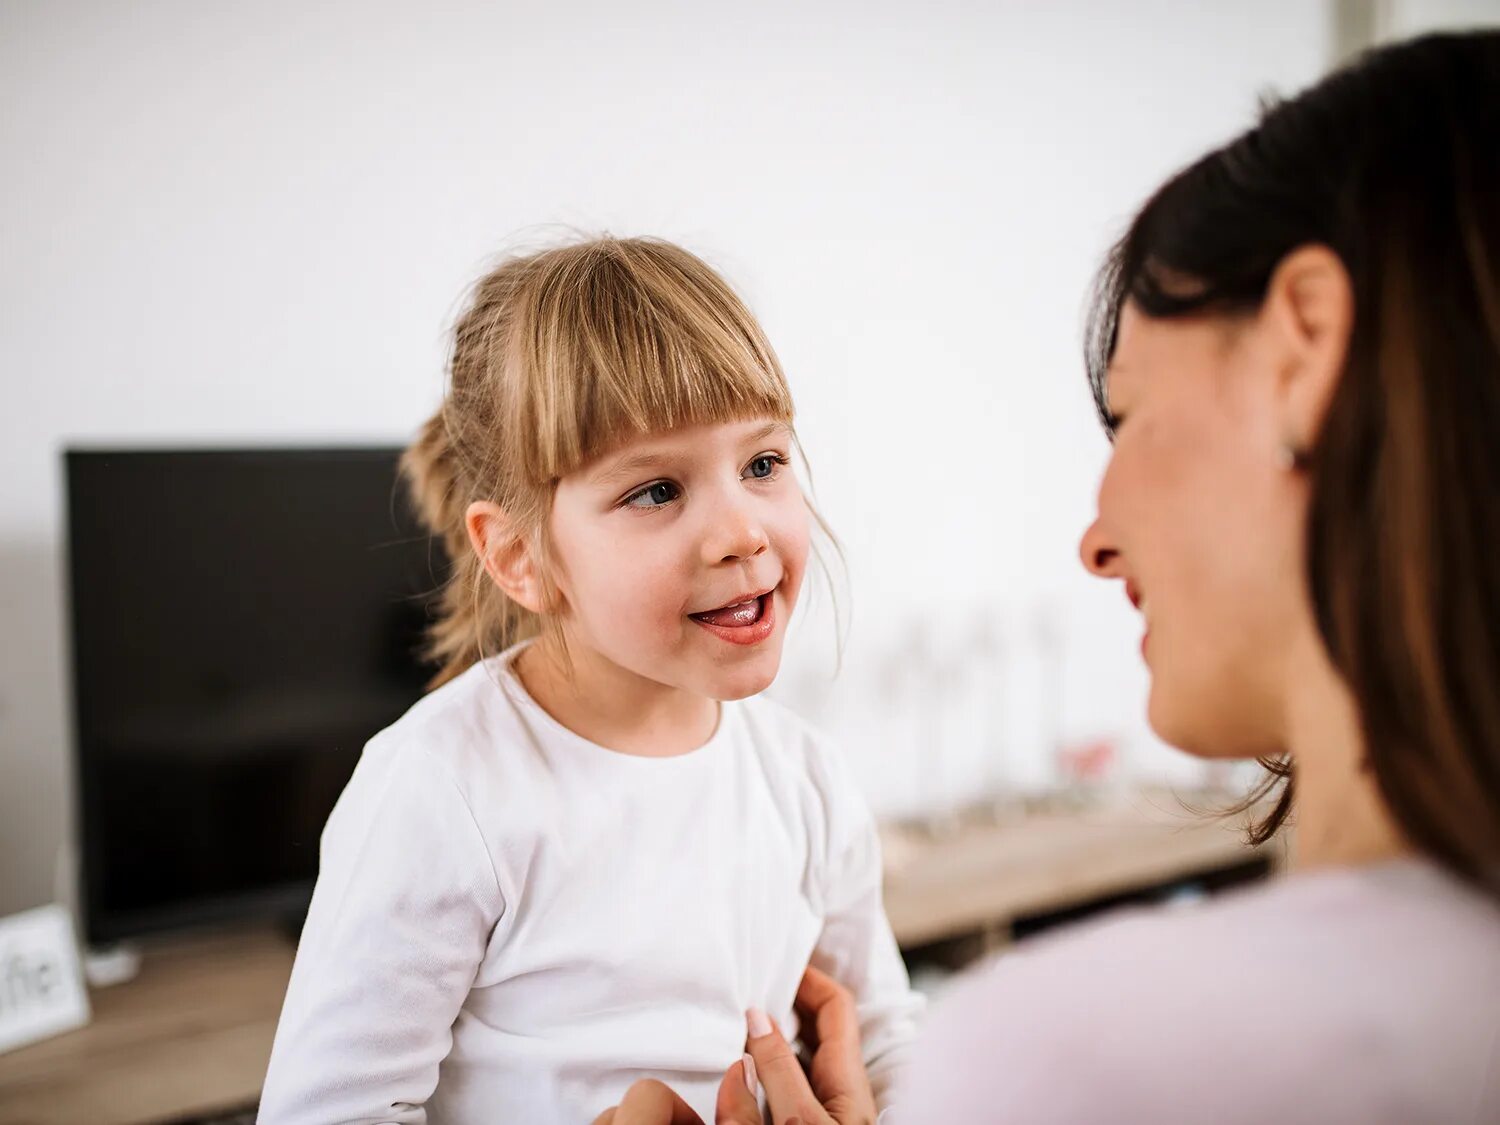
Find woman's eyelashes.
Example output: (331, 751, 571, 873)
(617, 452, 791, 510)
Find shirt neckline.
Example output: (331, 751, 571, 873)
(486, 640, 737, 768)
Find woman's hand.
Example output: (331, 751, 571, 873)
(723, 965, 879, 1125)
(589, 1078, 707, 1125)
(593, 965, 879, 1125)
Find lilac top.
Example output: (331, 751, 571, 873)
(898, 859, 1500, 1123)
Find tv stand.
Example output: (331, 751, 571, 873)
(0, 926, 293, 1124)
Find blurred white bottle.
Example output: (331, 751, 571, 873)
(963, 610, 1010, 817)
(1002, 600, 1065, 800)
(926, 612, 972, 834)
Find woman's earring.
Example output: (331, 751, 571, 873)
(1277, 441, 1308, 472)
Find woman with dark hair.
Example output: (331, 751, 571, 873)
(594, 29, 1500, 1125)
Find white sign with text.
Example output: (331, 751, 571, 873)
(0, 904, 91, 1054)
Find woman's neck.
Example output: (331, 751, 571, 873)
(1283, 633, 1411, 871)
(513, 636, 719, 758)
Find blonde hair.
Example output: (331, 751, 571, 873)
(403, 235, 802, 689)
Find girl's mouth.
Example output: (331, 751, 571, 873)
(689, 592, 776, 646)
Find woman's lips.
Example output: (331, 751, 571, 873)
(690, 593, 776, 646)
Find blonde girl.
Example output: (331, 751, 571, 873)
(258, 237, 920, 1125)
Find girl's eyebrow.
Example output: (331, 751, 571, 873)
(590, 422, 792, 486)
(590, 450, 672, 487)
(746, 420, 791, 443)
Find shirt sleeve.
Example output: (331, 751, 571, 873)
(807, 739, 925, 1111)
(257, 736, 505, 1125)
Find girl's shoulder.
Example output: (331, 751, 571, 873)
(733, 690, 823, 749)
(733, 693, 857, 798)
(353, 655, 556, 815)
(731, 694, 879, 867)
(367, 656, 517, 752)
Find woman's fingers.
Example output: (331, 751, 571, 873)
(745, 1007, 834, 1124)
(714, 1055, 764, 1125)
(796, 966, 865, 1069)
(592, 1078, 706, 1125)
(589, 967, 875, 1125)
(795, 966, 876, 1118)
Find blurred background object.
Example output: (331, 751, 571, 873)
(2, 1, 1498, 1122)
(64, 448, 438, 947)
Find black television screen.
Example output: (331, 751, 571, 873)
(65, 447, 441, 945)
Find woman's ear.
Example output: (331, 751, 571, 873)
(1263, 244, 1355, 450)
(465, 501, 544, 613)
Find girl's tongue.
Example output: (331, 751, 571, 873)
(691, 596, 764, 628)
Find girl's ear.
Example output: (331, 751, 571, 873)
(465, 501, 544, 613)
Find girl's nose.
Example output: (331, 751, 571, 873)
(703, 504, 770, 564)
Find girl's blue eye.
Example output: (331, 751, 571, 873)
(625, 481, 679, 508)
(746, 454, 786, 480)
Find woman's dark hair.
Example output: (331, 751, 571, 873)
(1086, 31, 1500, 891)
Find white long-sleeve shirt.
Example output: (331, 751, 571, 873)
(259, 644, 921, 1124)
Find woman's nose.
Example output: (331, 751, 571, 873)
(1079, 516, 1122, 579)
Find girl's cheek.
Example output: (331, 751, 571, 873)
(781, 527, 813, 606)
(777, 506, 812, 570)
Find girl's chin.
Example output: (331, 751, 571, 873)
(703, 652, 783, 701)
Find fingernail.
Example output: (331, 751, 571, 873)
(742, 1052, 759, 1098)
(746, 1006, 772, 1038)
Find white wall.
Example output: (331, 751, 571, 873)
(1384, 0, 1500, 38)
(1332, 0, 1500, 59)
(0, 0, 1330, 919)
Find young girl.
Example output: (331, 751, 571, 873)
(257, 236, 921, 1123)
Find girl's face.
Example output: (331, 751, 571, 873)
(546, 417, 811, 702)
(1078, 302, 1312, 760)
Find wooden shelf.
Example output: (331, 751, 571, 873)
(881, 792, 1281, 947)
(0, 927, 292, 1125)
